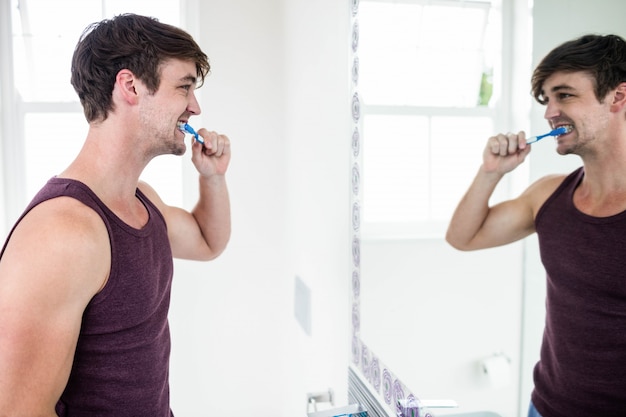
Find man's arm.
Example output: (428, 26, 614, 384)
(141, 174, 231, 261)
(0, 198, 110, 415)
(445, 131, 556, 251)
(446, 167, 536, 250)
(141, 129, 231, 261)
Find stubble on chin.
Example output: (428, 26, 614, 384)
(149, 136, 186, 158)
(163, 128, 187, 156)
(170, 141, 186, 156)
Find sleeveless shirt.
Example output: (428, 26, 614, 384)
(1, 178, 174, 416)
(532, 167, 626, 417)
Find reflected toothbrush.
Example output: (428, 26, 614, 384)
(178, 122, 204, 144)
(526, 126, 572, 144)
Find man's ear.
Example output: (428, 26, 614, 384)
(114, 69, 139, 105)
(610, 82, 626, 112)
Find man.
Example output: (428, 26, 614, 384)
(0, 14, 231, 416)
(446, 34, 626, 417)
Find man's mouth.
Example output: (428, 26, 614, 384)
(555, 124, 574, 136)
(176, 121, 204, 144)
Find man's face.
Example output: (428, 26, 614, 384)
(139, 59, 201, 156)
(540, 71, 612, 156)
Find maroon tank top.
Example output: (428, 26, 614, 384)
(532, 167, 626, 417)
(1, 178, 174, 416)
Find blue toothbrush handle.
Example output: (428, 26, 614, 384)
(526, 132, 550, 144)
(183, 124, 204, 144)
(526, 126, 570, 144)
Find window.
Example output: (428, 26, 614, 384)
(359, 0, 514, 238)
(1, 0, 183, 237)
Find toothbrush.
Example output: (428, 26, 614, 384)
(178, 122, 204, 144)
(526, 126, 572, 144)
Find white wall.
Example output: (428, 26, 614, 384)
(169, 0, 289, 415)
(168, 1, 350, 416)
(281, 0, 352, 413)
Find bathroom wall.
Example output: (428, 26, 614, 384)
(281, 0, 352, 413)
(168, 0, 351, 415)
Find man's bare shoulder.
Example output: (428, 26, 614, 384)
(1, 196, 111, 296)
(532, 173, 569, 187)
(137, 180, 167, 211)
(0, 196, 111, 412)
(521, 173, 568, 210)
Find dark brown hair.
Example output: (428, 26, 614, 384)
(531, 34, 626, 104)
(71, 13, 210, 122)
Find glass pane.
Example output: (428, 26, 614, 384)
(359, 0, 495, 107)
(11, 0, 181, 102)
(23, 113, 88, 199)
(11, 0, 102, 102)
(363, 115, 430, 222)
(358, 2, 422, 106)
(105, 0, 180, 25)
(430, 116, 493, 220)
(363, 115, 497, 225)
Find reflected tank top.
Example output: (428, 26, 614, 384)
(532, 167, 626, 417)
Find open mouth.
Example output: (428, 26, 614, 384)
(556, 125, 574, 136)
(176, 121, 204, 144)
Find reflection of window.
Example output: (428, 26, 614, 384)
(359, 0, 511, 238)
(2, 0, 182, 234)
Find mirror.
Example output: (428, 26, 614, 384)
(349, 1, 526, 416)
(350, 2, 626, 417)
